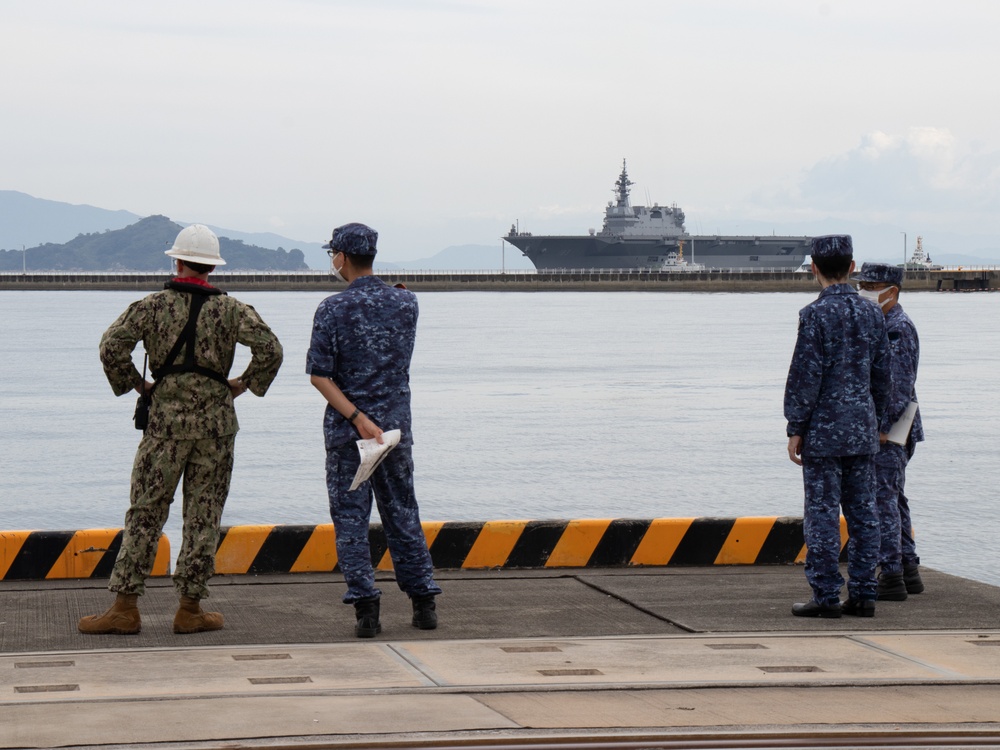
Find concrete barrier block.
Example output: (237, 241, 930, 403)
(209, 517, 842, 575)
(0, 517, 852, 579)
(0, 529, 170, 580)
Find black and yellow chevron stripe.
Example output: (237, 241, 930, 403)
(1, 518, 852, 580)
(0, 529, 170, 581)
(212, 517, 848, 575)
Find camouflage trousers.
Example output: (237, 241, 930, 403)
(109, 433, 235, 599)
(801, 454, 879, 605)
(874, 444, 905, 574)
(325, 442, 442, 604)
(874, 443, 920, 572)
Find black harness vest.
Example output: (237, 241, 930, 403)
(151, 281, 230, 387)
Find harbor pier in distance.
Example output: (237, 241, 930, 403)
(2, 267, 998, 292)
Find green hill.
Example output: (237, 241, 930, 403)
(0, 215, 309, 272)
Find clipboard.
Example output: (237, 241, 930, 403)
(886, 401, 919, 446)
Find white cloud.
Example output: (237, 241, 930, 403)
(766, 128, 1000, 231)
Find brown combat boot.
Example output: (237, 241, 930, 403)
(78, 593, 141, 635)
(173, 596, 225, 634)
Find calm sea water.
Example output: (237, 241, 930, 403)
(1, 289, 997, 586)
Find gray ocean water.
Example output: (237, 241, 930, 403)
(1, 289, 997, 587)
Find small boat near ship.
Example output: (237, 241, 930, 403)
(503, 161, 811, 272)
(900, 236, 943, 270)
(661, 247, 704, 272)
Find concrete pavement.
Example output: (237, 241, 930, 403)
(2, 565, 999, 748)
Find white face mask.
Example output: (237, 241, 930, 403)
(331, 253, 347, 283)
(858, 286, 896, 309)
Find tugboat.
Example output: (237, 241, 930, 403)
(661, 241, 704, 272)
(504, 160, 811, 271)
(900, 236, 943, 270)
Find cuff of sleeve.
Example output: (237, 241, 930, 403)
(111, 373, 142, 397)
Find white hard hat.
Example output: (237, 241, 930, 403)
(165, 224, 226, 266)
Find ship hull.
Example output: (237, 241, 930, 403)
(504, 235, 810, 271)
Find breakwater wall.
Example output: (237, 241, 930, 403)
(2, 269, 997, 292)
(1, 517, 856, 580)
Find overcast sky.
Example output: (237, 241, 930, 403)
(3, 1, 999, 261)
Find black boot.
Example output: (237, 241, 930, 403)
(904, 564, 925, 594)
(353, 596, 381, 638)
(791, 599, 841, 618)
(877, 571, 908, 601)
(841, 597, 876, 617)
(411, 595, 438, 630)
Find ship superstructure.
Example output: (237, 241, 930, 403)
(504, 161, 811, 271)
(900, 236, 943, 270)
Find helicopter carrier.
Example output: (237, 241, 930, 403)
(504, 161, 811, 271)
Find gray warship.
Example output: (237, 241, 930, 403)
(504, 161, 811, 271)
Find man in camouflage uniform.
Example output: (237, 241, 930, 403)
(785, 235, 891, 618)
(854, 262, 925, 600)
(306, 222, 441, 638)
(79, 224, 283, 635)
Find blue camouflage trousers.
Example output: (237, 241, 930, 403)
(900, 488, 919, 568)
(802, 454, 879, 604)
(326, 442, 442, 603)
(110, 434, 235, 599)
(875, 444, 905, 574)
(875, 443, 920, 572)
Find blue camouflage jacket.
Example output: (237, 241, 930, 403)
(306, 276, 418, 449)
(881, 303, 924, 444)
(784, 284, 892, 457)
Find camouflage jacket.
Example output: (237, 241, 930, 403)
(100, 281, 283, 440)
(881, 302, 924, 444)
(306, 275, 418, 449)
(784, 283, 892, 457)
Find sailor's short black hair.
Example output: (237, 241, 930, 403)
(182, 259, 215, 275)
(812, 254, 853, 281)
(345, 252, 374, 270)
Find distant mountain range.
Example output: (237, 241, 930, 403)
(0, 214, 308, 272)
(0, 190, 534, 272)
(0, 190, 142, 247)
(0, 191, 323, 271)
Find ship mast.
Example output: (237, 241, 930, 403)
(614, 159, 634, 209)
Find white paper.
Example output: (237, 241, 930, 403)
(349, 429, 401, 490)
(886, 401, 919, 446)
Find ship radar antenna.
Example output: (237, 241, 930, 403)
(614, 159, 634, 208)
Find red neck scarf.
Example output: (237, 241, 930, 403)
(171, 276, 216, 290)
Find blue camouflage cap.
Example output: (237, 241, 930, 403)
(852, 262, 903, 286)
(810, 234, 853, 258)
(323, 222, 378, 256)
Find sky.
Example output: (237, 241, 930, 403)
(3, 0, 1000, 263)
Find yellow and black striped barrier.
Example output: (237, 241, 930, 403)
(212, 516, 850, 575)
(1, 518, 851, 580)
(0, 530, 170, 581)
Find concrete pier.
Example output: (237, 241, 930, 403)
(2, 562, 999, 747)
(2, 267, 998, 292)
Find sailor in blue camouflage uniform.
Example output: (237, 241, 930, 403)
(853, 262, 925, 600)
(306, 222, 441, 638)
(785, 235, 892, 618)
